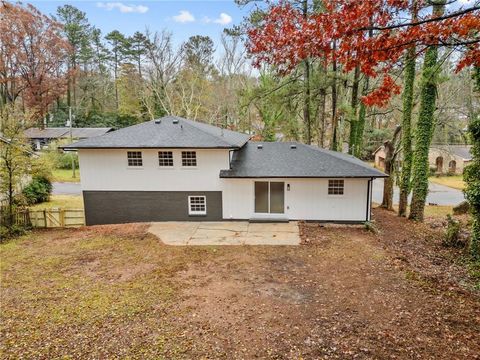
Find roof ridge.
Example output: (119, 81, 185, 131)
(175, 117, 234, 147)
(302, 143, 383, 174)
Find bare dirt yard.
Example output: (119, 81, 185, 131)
(1, 208, 479, 359)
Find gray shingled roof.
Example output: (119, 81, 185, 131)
(63, 116, 250, 149)
(220, 142, 387, 178)
(431, 145, 472, 160)
(24, 127, 112, 139)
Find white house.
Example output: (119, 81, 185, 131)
(64, 116, 386, 225)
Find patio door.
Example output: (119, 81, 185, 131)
(254, 181, 284, 214)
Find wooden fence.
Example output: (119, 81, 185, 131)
(30, 209, 85, 228)
(1, 207, 85, 228)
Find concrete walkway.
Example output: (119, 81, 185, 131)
(148, 221, 300, 246)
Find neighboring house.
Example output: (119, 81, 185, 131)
(24, 127, 113, 150)
(64, 116, 386, 226)
(373, 144, 472, 175)
(429, 145, 472, 174)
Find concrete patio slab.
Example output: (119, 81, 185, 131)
(148, 221, 300, 246)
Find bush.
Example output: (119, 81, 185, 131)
(22, 176, 52, 205)
(56, 152, 79, 170)
(0, 224, 26, 241)
(443, 214, 462, 247)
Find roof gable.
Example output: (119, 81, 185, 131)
(220, 142, 387, 178)
(64, 116, 250, 149)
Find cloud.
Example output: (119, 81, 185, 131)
(97, 2, 149, 14)
(214, 12, 232, 25)
(173, 10, 195, 23)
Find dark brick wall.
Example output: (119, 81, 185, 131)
(83, 191, 223, 225)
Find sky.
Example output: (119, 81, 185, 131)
(29, 0, 256, 48)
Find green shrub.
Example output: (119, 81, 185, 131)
(364, 220, 379, 234)
(22, 176, 53, 205)
(56, 152, 79, 170)
(0, 224, 26, 241)
(443, 214, 462, 247)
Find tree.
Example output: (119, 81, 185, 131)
(399, 2, 419, 217)
(246, 0, 480, 143)
(56, 4, 92, 107)
(181, 35, 215, 75)
(409, 1, 446, 222)
(0, 111, 31, 226)
(105, 30, 130, 111)
(0, 2, 72, 123)
(130, 31, 148, 78)
(464, 67, 480, 259)
(381, 125, 401, 210)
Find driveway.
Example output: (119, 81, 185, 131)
(148, 221, 300, 245)
(372, 178, 464, 206)
(52, 182, 81, 195)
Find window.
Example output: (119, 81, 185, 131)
(182, 151, 197, 167)
(328, 179, 344, 195)
(158, 151, 174, 167)
(127, 151, 143, 167)
(188, 196, 206, 215)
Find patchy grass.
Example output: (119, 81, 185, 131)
(1, 212, 479, 359)
(373, 203, 454, 219)
(423, 204, 454, 218)
(52, 168, 80, 183)
(429, 175, 465, 190)
(29, 195, 83, 210)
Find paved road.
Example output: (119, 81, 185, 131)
(372, 178, 464, 206)
(52, 182, 81, 195)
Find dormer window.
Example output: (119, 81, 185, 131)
(127, 151, 142, 167)
(182, 151, 197, 167)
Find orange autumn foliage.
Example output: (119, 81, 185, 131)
(247, 0, 480, 107)
(0, 2, 73, 122)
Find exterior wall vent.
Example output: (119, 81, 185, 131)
(257, 144, 263, 149)
(172, 119, 179, 124)
(290, 144, 297, 149)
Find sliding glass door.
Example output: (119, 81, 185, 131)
(254, 181, 284, 214)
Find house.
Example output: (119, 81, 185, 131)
(64, 116, 386, 225)
(429, 145, 472, 174)
(24, 127, 113, 150)
(373, 144, 472, 174)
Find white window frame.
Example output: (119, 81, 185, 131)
(158, 151, 174, 167)
(188, 196, 207, 215)
(328, 179, 344, 196)
(127, 151, 143, 167)
(181, 151, 197, 167)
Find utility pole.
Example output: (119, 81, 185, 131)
(69, 107, 76, 179)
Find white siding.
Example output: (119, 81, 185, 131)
(78, 148, 230, 191)
(222, 178, 370, 221)
(79, 149, 371, 221)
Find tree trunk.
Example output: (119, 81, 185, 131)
(330, 40, 338, 151)
(465, 66, 480, 259)
(302, 0, 311, 145)
(354, 77, 369, 158)
(114, 49, 119, 111)
(348, 65, 360, 154)
(303, 59, 312, 144)
(409, 1, 445, 222)
(398, 45, 416, 216)
(318, 87, 327, 147)
(382, 126, 401, 210)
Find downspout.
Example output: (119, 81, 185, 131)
(366, 178, 372, 222)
